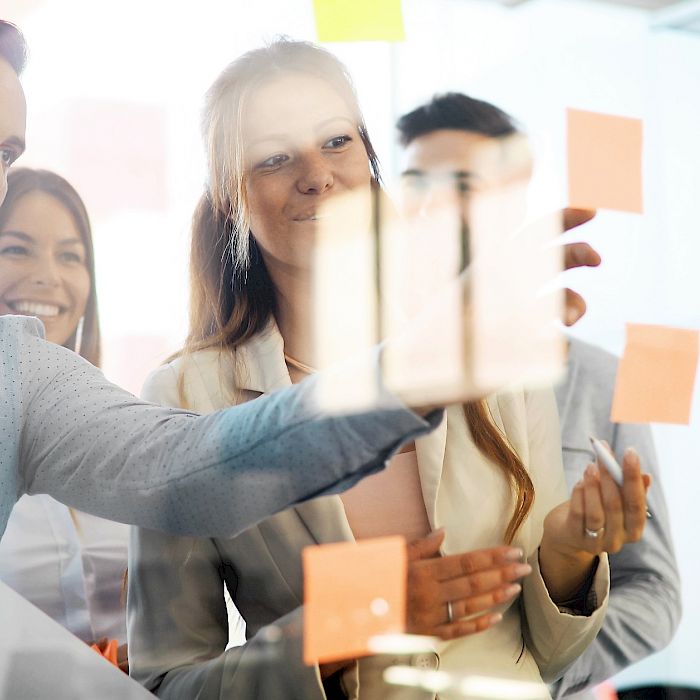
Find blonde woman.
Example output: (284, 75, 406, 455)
(128, 40, 649, 700)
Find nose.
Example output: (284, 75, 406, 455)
(296, 153, 334, 194)
(417, 182, 461, 219)
(30, 253, 62, 288)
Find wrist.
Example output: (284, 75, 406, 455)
(538, 542, 597, 604)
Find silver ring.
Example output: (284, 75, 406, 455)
(584, 526, 605, 539)
(446, 600, 454, 623)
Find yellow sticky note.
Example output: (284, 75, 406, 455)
(303, 537, 406, 665)
(313, 0, 405, 42)
(567, 108, 643, 213)
(611, 323, 699, 424)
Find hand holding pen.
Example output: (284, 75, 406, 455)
(589, 437, 652, 520)
(539, 437, 651, 603)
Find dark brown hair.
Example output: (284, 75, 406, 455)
(397, 92, 518, 146)
(0, 168, 101, 366)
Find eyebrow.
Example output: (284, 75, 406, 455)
(248, 116, 356, 148)
(0, 230, 84, 246)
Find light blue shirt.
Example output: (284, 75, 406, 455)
(0, 315, 438, 539)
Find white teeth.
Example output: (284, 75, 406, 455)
(12, 301, 62, 317)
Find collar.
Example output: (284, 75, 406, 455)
(233, 320, 292, 394)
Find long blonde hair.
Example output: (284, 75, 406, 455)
(183, 39, 533, 543)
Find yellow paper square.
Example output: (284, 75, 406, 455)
(303, 537, 406, 665)
(567, 108, 643, 213)
(611, 323, 699, 424)
(313, 0, 405, 42)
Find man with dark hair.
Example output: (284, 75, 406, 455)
(396, 91, 517, 144)
(397, 92, 681, 699)
(0, 19, 443, 541)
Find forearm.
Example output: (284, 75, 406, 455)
(22, 337, 440, 537)
(133, 611, 326, 700)
(538, 544, 598, 604)
(522, 550, 610, 684)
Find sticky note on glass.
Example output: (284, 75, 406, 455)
(313, 0, 405, 42)
(567, 108, 643, 213)
(303, 537, 406, 665)
(611, 323, 699, 424)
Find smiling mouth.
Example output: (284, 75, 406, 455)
(7, 300, 66, 318)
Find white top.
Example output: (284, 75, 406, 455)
(0, 494, 129, 643)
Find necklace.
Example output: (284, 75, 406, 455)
(284, 352, 316, 375)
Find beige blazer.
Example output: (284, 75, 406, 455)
(128, 324, 609, 700)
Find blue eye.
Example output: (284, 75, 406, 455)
(0, 244, 28, 256)
(60, 251, 84, 264)
(324, 135, 352, 149)
(259, 153, 289, 169)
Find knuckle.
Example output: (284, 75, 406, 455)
(629, 526, 644, 542)
(606, 499, 623, 516)
(460, 557, 477, 576)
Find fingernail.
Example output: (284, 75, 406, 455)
(513, 563, 532, 577)
(489, 612, 503, 625)
(624, 447, 638, 462)
(504, 583, 522, 598)
(504, 548, 524, 561)
(586, 463, 599, 479)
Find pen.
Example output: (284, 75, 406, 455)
(589, 436, 652, 519)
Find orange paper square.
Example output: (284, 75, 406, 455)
(567, 108, 643, 213)
(611, 323, 699, 424)
(303, 537, 406, 665)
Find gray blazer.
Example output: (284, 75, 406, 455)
(551, 337, 682, 697)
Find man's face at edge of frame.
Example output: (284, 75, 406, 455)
(0, 57, 27, 206)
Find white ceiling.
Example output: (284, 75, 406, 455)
(491, 0, 700, 32)
(494, 0, 687, 7)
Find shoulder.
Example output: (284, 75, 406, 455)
(1, 316, 92, 387)
(0, 315, 45, 346)
(141, 349, 233, 409)
(488, 386, 561, 459)
(489, 386, 558, 425)
(567, 336, 619, 386)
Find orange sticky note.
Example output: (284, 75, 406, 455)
(567, 108, 643, 213)
(611, 323, 699, 424)
(90, 638, 119, 668)
(303, 537, 406, 665)
(313, 0, 405, 42)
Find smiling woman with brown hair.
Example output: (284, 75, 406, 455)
(0, 168, 100, 363)
(0, 167, 129, 671)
